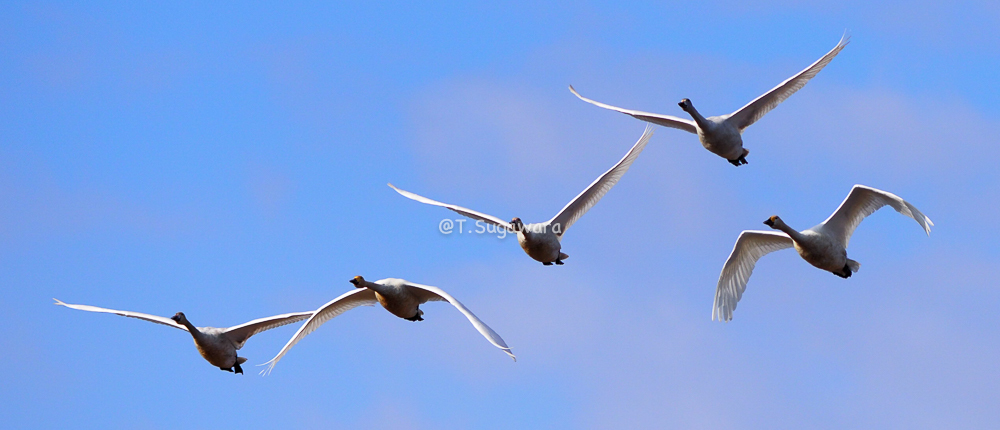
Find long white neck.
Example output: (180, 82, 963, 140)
(177, 317, 204, 341)
(683, 102, 711, 130)
(362, 279, 389, 295)
(772, 220, 804, 242)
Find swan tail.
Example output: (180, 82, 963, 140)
(559, 252, 569, 260)
(847, 259, 860, 273)
(236, 357, 248, 365)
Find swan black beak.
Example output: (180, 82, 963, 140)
(349, 278, 359, 287)
(763, 219, 775, 227)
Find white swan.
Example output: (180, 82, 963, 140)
(54, 299, 313, 374)
(570, 33, 849, 166)
(389, 124, 654, 265)
(260, 276, 515, 374)
(713, 185, 933, 321)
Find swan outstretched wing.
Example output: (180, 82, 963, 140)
(259, 288, 378, 375)
(388, 183, 511, 229)
(820, 184, 933, 249)
(728, 33, 850, 131)
(713, 231, 794, 322)
(224, 311, 315, 350)
(404, 281, 516, 361)
(547, 124, 655, 236)
(569, 86, 696, 134)
(53, 298, 188, 331)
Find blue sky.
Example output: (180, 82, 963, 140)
(2, 1, 998, 428)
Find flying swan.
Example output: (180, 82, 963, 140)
(569, 33, 849, 166)
(260, 276, 515, 375)
(389, 124, 655, 265)
(713, 185, 933, 322)
(54, 299, 312, 374)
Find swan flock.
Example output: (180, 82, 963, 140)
(56, 32, 934, 375)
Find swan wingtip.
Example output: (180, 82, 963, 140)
(568, 85, 584, 98)
(256, 360, 277, 376)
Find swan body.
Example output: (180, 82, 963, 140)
(54, 299, 313, 374)
(260, 276, 515, 374)
(515, 221, 567, 263)
(365, 276, 425, 321)
(683, 109, 745, 162)
(769, 220, 857, 276)
(713, 185, 933, 321)
(389, 124, 654, 265)
(184, 324, 246, 370)
(570, 33, 849, 166)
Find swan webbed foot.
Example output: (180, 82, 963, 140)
(542, 262, 553, 266)
(234, 362, 244, 374)
(404, 313, 424, 322)
(833, 264, 853, 278)
(554, 259, 564, 265)
(220, 367, 234, 372)
(729, 156, 749, 166)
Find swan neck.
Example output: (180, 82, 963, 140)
(774, 223, 803, 241)
(362, 280, 387, 295)
(684, 103, 710, 128)
(178, 318, 203, 339)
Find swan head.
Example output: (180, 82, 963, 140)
(170, 312, 188, 324)
(763, 215, 783, 229)
(350, 276, 365, 288)
(509, 217, 524, 232)
(678, 98, 693, 112)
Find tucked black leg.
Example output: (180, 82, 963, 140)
(405, 312, 424, 322)
(234, 362, 244, 375)
(728, 159, 741, 167)
(220, 367, 234, 372)
(833, 264, 853, 279)
(542, 262, 553, 266)
(737, 155, 748, 165)
(554, 259, 564, 265)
